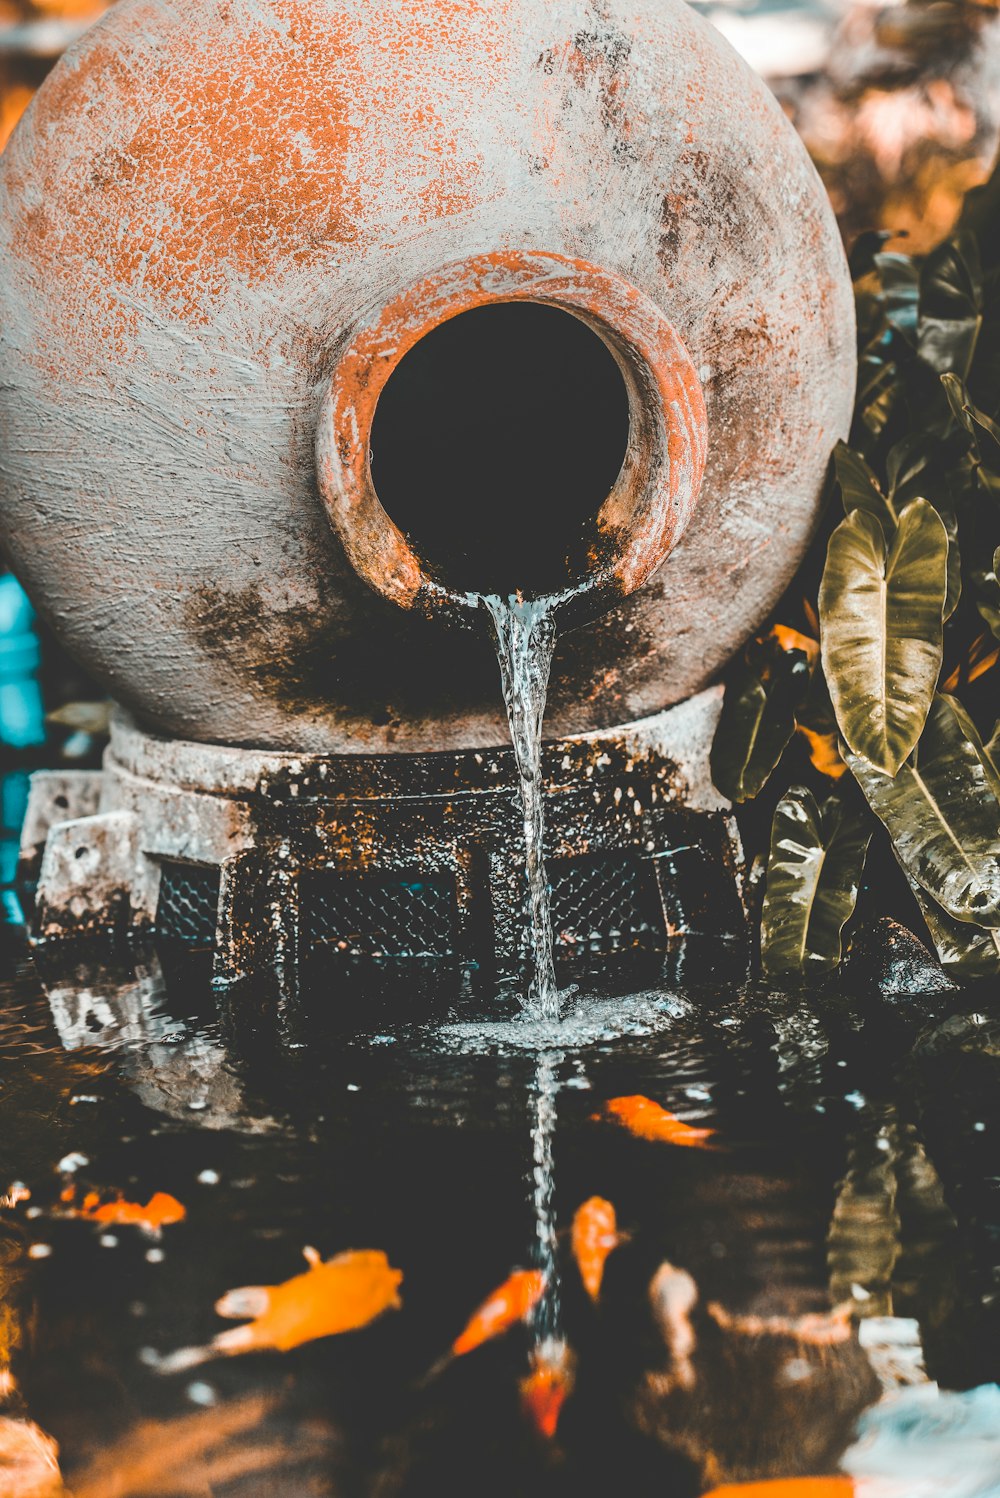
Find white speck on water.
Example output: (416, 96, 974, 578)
(70, 1095, 100, 1105)
(186, 1382, 217, 1407)
(197, 1169, 220, 1185)
(347, 1083, 360, 1092)
(25, 1206, 42, 1219)
(974, 1122, 986, 1132)
(686, 1085, 711, 1101)
(845, 1091, 866, 1109)
(28, 1243, 51, 1259)
(146, 1247, 165, 1264)
(58, 1152, 89, 1173)
(99, 1234, 118, 1248)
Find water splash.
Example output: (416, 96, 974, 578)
(483, 594, 560, 1020)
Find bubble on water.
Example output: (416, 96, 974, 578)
(99, 1234, 118, 1248)
(57, 1151, 89, 1173)
(28, 1243, 52, 1259)
(186, 1381, 217, 1407)
(197, 1169, 220, 1185)
(433, 991, 693, 1055)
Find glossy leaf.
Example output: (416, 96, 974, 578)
(941, 508, 962, 621)
(972, 548, 1000, 642)
(760, 788, 872, 976)
(910, 881, 1000, 978)
(918, 234, 983, 378)
(820, 501, 948, 775)
(941, 372, 1000, 501)
(710, 646, 811, 803)
(833, 442, 895, 533)
(846, 695, 1000, 927)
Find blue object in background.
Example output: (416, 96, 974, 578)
(0, 572, 44, 750)
(0, 572, 46, 924)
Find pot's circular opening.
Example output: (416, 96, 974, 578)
(368, 302, 631, 598)
(317, 251, 707, 621)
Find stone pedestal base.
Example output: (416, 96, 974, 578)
(20, 689, 745, 988)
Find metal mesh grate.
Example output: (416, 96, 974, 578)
(156, 860, 221, 944)
(300, 870, 456, 958)
(549, 852, 663, 952)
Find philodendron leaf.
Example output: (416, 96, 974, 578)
(846, 694, 1000, 927)
(710, 646, 811, 803)
(909, 880, 1000, 978)
(760, 787, 872, 976)
(918, 234, 983, 377)
(834, 442, 896, 532)
(973, 548, 1000, 642)
(820, 500, 948, 775)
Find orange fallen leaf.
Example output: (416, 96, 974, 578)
(519, 1343, 574, 1440)
(212, 1247, 402, 1356)
(702, 1480, 854, 1497)
(452, 1269, 546, 1357)
(571, 1197, 622, 1301)
(0, 1415, 63, 1496)
(797, 725, 847, 780)
(769, 624, 819, 666)
(76, 1192, 186, 1234)
(595, 1096, 719, 1150)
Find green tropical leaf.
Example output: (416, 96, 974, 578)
(918, 234, 983, 377)
(820, 500, 948, 775)
(972, 548, 1000, 642)
(760, 787, 872, 975)
(834, 442, 896, 532)
(941, 509, 962, 621)
(885, 434, 931, 506)
(910, 880, 1000, 978)
(875, 251, 920, 341)
(846, 694, 1000, 927)
(710, 645, 811, 803)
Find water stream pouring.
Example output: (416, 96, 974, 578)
(318, 252, 708, 1012)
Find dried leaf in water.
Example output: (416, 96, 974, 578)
(760, 788, 872, 976)
(571, 1197, 622, 1302)
(846, 695, 1000, 927)
(451, 1269, 546, 1357)
(596, 1096, 718, 1149)
(702, 1480, 854, 1497)
(820, 501, 948, 775)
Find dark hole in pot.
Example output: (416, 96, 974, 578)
(368, 302, 631, 598)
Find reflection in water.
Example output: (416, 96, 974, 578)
(0, 940, 996, 1494)
(529, 1050, 564, 1360)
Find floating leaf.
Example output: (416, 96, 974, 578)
(918, 234, 983, 378)
(760, 787, 872, 976)
(710, 644, 811, 803)
(833, 442, 896, 533)
(846, 695, 1000, 927)
(820, 501, 948, 775)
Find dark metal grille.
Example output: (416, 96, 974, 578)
(549, 852, 663, 952)
(301, 870, 456, 958)
(156, 860, 221, 944)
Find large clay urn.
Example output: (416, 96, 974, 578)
(0, 0, 854, 754)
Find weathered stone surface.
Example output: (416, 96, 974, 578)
(0, 0, 854, 754)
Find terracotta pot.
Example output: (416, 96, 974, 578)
(0, 0, 854, 753)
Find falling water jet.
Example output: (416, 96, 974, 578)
(483, 594, 560, 1021)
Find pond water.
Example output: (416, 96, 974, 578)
(0, 928, 998, 1496)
